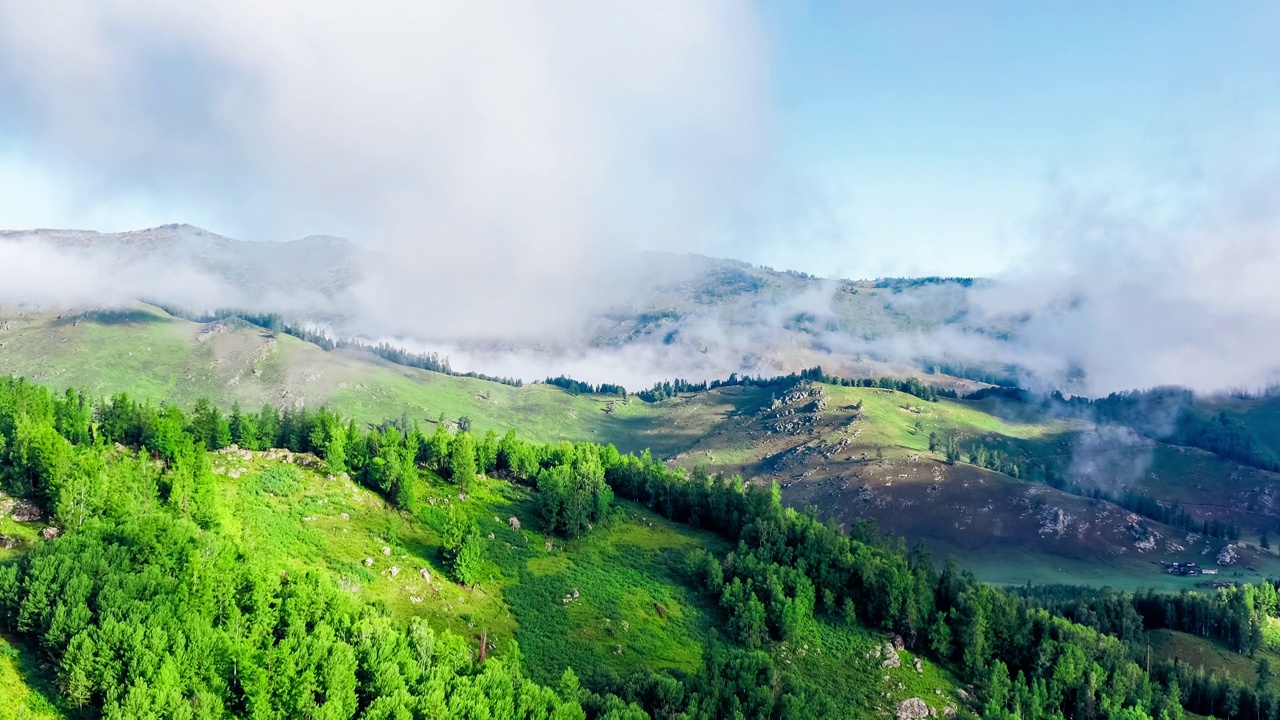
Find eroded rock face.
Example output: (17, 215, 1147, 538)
(896, 697, 929, 720)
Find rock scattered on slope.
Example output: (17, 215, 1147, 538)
(896, 697, 929, 720)
(880, 644, 901, 668)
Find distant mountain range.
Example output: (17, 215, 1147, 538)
(0, 224, 1004, 385)
(0, 223, 360, 298)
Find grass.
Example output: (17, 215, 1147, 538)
(786, 621, 967, 718)
(0, 502, 44, 564)
(818, 384, 1074, 457)
(0, 635, 68, 720)
(1146, 629, 1269, 689)
(505, 502, 730, 685)
(0, 304, 695, 456)
(205, 449, 735, 684)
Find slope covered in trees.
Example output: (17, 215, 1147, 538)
(9, 375, 1279, 717)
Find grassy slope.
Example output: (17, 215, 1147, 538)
(0, 635, 67, 720)
(671, 383, 1280, 591)
(0, 305, 685, 455)
(206, 449, 727, 679)
(5, 306, 1278, 591)
(0, 497, 44, 564)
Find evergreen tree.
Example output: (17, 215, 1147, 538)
(450, 431, 477, 490)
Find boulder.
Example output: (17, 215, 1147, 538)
(420, 568, 431, 582)
(389, 566, 400, 577)
(896, 698, 929, 720)
(880, 644, 901, 668)
(509, 517, 521, 530)
(11, 500, 43, 522)
(364, 557, 375, 567)
(40, 526, 61, 540)
(382, 546, 392, 556)
(0, 535, 18, 549)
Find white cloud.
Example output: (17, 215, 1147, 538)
(0, 1, 771, 338)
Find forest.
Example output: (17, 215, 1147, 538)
(0, 374, 1276, 718)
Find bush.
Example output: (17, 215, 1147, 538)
(253, 464, 301, 495)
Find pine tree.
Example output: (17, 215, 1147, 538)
(452, 531, 484, 586)
(450, 432, 476, 490)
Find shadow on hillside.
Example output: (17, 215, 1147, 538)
(1, 631, 85, 719)
(597, 386, 775, 458)
(52, 309, 166, 327)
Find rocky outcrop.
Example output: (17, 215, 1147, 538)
(896, 698, 929, 720)
(880, 643, 901, 668)
(1217, 543, 1240, 566)
(10, 500, 42, 522)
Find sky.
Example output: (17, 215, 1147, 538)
(0, 2, 1278, 281)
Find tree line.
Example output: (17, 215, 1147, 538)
(967, 385, 1280, 474)
(926, 432, 1243, 541)
(1018, 583, 1280, 719)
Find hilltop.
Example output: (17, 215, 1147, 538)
(0, 224, 359, 298)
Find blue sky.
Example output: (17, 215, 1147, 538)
(755, 2, 1280, 276)
(1, 2, 1277, 279)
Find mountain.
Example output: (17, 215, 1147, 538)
(0, 223, 361, 300)
(1, 225, 1005, 385)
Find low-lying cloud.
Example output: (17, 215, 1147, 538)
(0, 0, 770, 341)
(2, 4, 1280, 399)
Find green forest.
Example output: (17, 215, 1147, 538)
(1, 374, 1278, 719)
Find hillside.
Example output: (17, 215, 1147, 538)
(0, 303, 685, 454)
(0, 224, 359, 300)
(3, 303, 1279, 594)
(0, 377, 985, 718)
(0, 371, 1271, 717)
(659, 381, 1280, 590)
(2, 225, 1004, 384)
